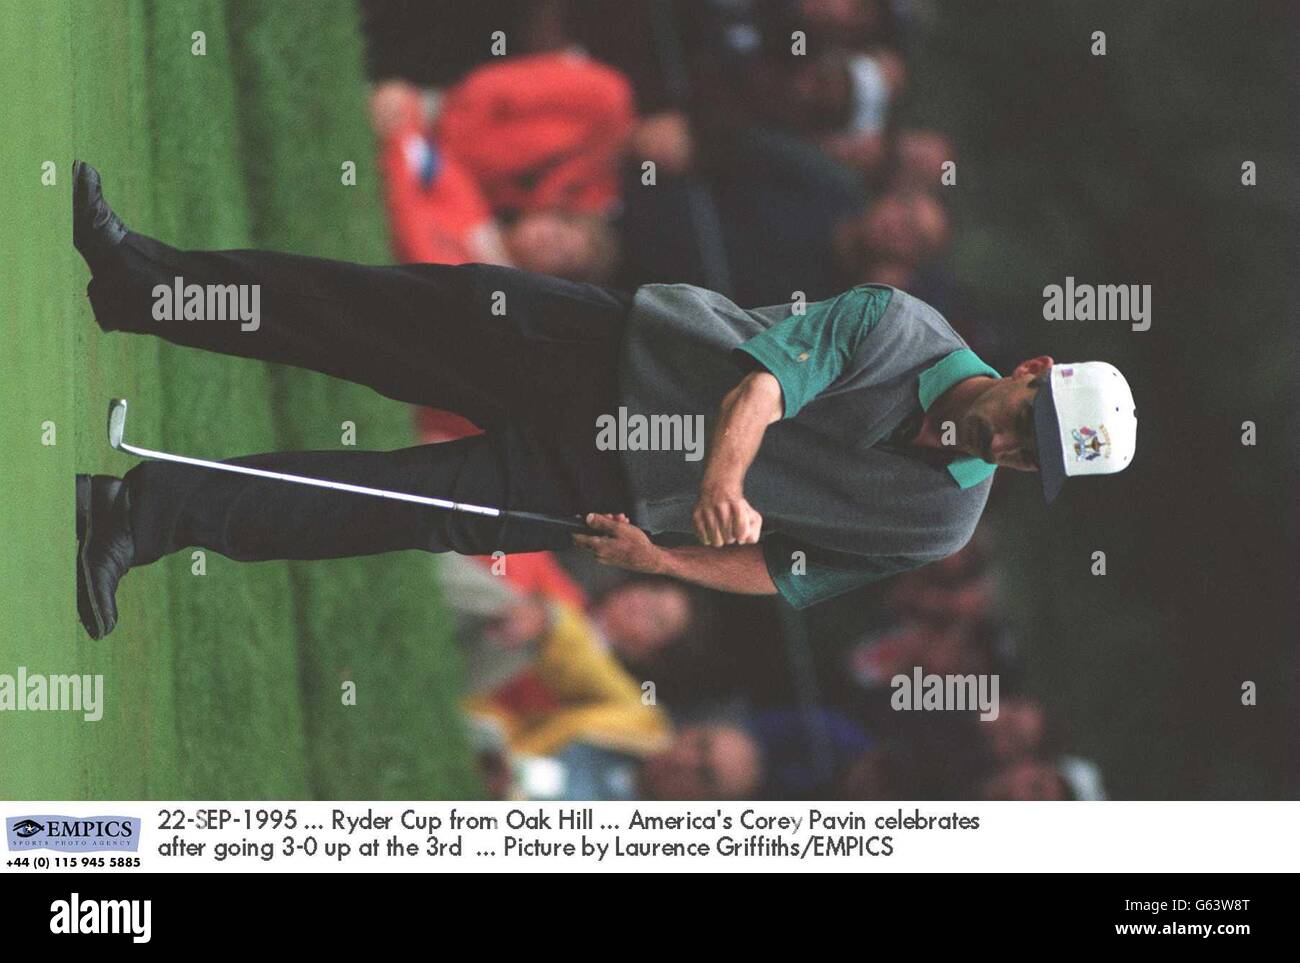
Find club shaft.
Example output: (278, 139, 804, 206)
(117, 441, 503, 517)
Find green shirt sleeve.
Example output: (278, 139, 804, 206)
(733, 285, 893, 419)
(761, 533, 929, 609)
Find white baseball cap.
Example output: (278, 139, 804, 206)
(1032, 361, 1137, 504)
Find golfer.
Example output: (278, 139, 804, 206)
(72, 162, 1136, 639)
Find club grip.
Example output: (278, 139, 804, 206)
(504, 510, 650, 537)
(504, 510, 599, 534)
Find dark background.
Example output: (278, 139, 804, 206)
(895, 1, 1297, 799)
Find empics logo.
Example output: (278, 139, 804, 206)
(6, 815, 141, 853)
(50, 894, 151, 944)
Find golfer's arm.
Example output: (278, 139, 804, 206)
(656, 544, 777, 595)
(651, 370, 784, 593)
(702, 371, 784, 492)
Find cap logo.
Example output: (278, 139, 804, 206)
(1071, 424, 1111, 461)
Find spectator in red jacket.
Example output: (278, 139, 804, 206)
(373, 79, 621, 280)
(434, 51, 635, 217)
(371, 81, 506, 267)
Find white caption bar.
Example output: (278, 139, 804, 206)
(2, 802, 1296, 873)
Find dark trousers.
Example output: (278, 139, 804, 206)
(87, 232, 634, 565)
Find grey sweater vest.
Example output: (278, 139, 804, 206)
(616, 284, 992, 561)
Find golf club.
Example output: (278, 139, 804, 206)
(106, 398, 601, 535)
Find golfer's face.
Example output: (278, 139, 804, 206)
(962, 377, 1040, 471)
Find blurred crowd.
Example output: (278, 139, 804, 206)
(360, 0, 1103, 801)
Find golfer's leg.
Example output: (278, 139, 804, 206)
(124, 433, 598, 567)
(87, 232, 510, 426)
(465, 263, 632, 418)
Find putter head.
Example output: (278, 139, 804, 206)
(107, 398, 128, 451)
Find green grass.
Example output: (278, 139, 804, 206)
(0, 0, 479, 799)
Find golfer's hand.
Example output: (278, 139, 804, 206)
(572, 514, 662, 573)
(693, 486, 763, 546)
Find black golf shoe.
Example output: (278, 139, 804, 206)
(75, 474, 135, 640)
(72, 160, 127, 270)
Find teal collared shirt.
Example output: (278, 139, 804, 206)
(736, 287, 1000, 488)
(916, 348, 1001, 488)
(726, 286, 999, 609)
